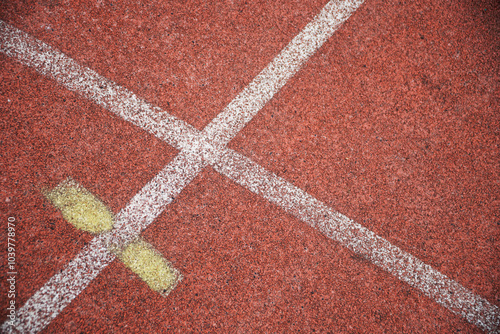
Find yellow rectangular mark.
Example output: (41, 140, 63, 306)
(44, 177, 114, 234)
(116, 238, 182, 296)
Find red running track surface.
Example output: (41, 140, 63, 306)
(1, 0, 498, 332)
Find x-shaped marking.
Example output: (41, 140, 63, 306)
(1, 0, 498, 333)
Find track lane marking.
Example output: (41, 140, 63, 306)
(213, 148, 500, 333)
(1, 0, 365, 332)
(44, 177, 183, 296)
(6, 153, 205, 333)
(0, 20, 197, 152)
(202, 0, 364, 145)
(1, 0, 499, 332)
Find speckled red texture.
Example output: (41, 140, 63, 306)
(0, 53, 177, 315)
(231, 0, 500, 306)
(42, 168, 484, 333)
(0, 0, 326, 130)
(1, 0, 498, 332)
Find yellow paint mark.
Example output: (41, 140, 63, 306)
(44, 178, 114, 234)
(116, 238, 182, 296)
(44, 177, 182, 296)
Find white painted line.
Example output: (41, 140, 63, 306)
(0, 20, 197, 152)
(1, 1, 364, 332)
(6, 238, 115, 334)
(105, 151, 206, 248)
(3, 152, 206, 333)
(212, 148, 500, 333)
(202, 0, 365, 145)
(2, 0, 498, 333)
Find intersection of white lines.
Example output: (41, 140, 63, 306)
(1, 0, 499, 333)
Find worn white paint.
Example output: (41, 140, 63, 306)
(1, 0, 498, 332)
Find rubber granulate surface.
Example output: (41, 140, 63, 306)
(231, 0, 499, 308)
(1, 0, 498, 333)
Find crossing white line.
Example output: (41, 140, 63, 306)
(0, 20, 197, 152)
(1, 0, 499, 333)
(0, 0, 365, 332)
(2, 153, 206, 333)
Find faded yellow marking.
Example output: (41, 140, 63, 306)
(44, 177, 182, 296)
(116, 238, 182, 296)
(44, 178, 114, 234)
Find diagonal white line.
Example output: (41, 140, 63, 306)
(0, 20, 197, 152)
(3, 1, 500, 332)
(0, 0, 365, 332)
(1, 1, 499, 333)
(3, 153, 206, 334)
(202, 0, 365, 145)
(212, 149, 500, 333)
